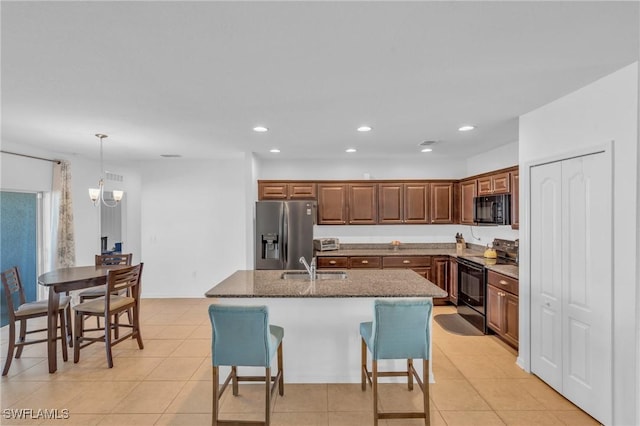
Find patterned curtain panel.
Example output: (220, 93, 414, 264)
(52, 160, 75, 268)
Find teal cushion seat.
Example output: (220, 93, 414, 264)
(360, 298, 432, 360)
(208, 304, 284, 367)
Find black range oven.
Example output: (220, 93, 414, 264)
(457, 257, 487, 333)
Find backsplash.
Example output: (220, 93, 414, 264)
(313, 224, 519, 246)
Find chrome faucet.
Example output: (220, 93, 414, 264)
(299, 256, 316, 280)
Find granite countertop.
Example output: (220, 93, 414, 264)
(205, 269, 449, 298)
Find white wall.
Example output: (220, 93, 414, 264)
(465, 141, 518, 176)
(258, 157, 467, 180)
(1, 141, 142, 269)
(519, 62, 639, 425)
(139, 157, 249, 298)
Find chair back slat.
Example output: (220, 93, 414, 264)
(105, 264, 143, 310)
(208, 305, 272, 367)
(95, 253, 132, 266)
(370, 299, 432, 360)
(1, 267, 25, 319)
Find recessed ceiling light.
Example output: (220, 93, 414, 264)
(357, 126, 372, 132)
(458, 125, 475, 132)
(253, 126, 269, 132)
(421, 148, 433, 153)
(270, 148, 280, 153)
(346, 148, 357, 153)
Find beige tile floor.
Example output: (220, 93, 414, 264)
(0, 300, 601, 425)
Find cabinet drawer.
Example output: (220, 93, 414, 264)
(487, 270, 518, 295)
(349, 256, 381, 268)
(382, 256, 431, 268)
(317, 257, 348, 269)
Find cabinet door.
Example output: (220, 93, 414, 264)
(449, 258, 458, 304)
(258, 182, 288, 199)
(316, 257, 348, 269)
(378, 184, 403, 224)
(492, 172, 510, 194)
(432, 256, 449, 303)
(511, 170, 519, 229)
(382, 256, 431, 269)
(404, 183, 429, 223)
(477, 177, 493, 195)
(288, 183, 316, 199)
(430, 182, 454, 223)
(348, 256, 381, 269)
(317, 184, 347, 225)
(487, 284, 505, 334)
(504, 293, 519, 347)
(412, 267, 431, 281)
(478, 172, 510, 195)
(460, 179, 477, 225)
(348, 184, 377, 224)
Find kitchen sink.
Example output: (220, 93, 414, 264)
(280, 271, 347, 280)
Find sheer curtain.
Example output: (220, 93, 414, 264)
(51, 160, 75, 269)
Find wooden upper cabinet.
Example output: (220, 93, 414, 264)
(348, 183, 377, 224)
(258, 181, 316, 200)
(511, 170, 519, 229)
(378, 183, 404, 224)
(404, 183, 429, 224)
(378, 183, 428, 224)
(317, 184, 347, 225)
(258, 182, 288, 199)
(477, 172, 510, 195)
(460, 179, 477, 225)
(430, 182, 454, 223)
(289, 183, 317, 199)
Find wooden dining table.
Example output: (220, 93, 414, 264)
(38, 264, 128, 373)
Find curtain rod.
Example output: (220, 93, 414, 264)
(0, 150, 61, 164)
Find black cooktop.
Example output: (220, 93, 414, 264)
(459, 255, 517, 267)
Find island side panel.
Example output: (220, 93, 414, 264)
(208, 297, 432, 384)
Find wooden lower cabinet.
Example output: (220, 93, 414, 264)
(317, 254, 452, 305)
(486, 271, 519, 348)
(431, 256, 449, 305)
(448, 258, 458, 305)
(316, 257, 348, 269)
(348, 256, 381, 269)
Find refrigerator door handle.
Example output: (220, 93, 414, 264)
(282, 203, 289, 266)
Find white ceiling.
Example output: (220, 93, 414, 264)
(2, 1, 638, 162)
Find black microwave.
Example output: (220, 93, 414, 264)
(473, 194, 511, 225)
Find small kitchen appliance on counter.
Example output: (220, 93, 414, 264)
(313, 238, 340, 251)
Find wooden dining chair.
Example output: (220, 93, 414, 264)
(1, 266, 72, 376)
(78, 254, 132, 302)
(78, 253, 133, 332)
(73, 263, 144, 368)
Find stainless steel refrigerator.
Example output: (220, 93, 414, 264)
(255, 200, 316, 270)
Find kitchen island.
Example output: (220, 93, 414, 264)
(205, 269, 447, 383)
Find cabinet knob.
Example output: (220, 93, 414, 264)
(329, 260, 336, 265)
(499, 280, 508, 285)
(403, 260, 410, 264)
(361, 260, 369, 264)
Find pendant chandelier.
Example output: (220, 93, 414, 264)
(88, 133, 123, 207)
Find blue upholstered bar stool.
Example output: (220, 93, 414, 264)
(208, 304, 284, 426)
(360, 299, 433, 426)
